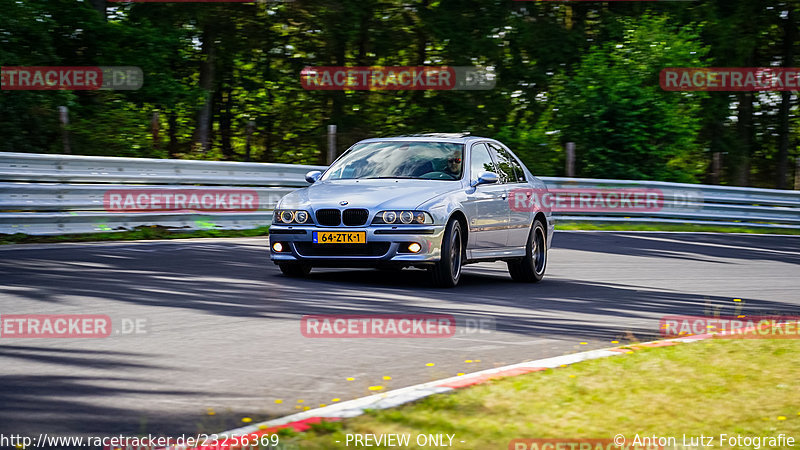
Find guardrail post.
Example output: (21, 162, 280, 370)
(327, 124, 337, 164)
(58, 106, 71, 154)
(565, 142, 575, 177)
(795, 155, 800, 190)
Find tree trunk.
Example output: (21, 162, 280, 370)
(167, 111, 179, 159)
(88, 0, 106, 19)
(414, 4, 428, 66)
(410, 2, 428, 106)
(245, 120, 255, 162)
(703, 96, 728, 185)
(220, 86, 234, 160)
(328, 37, 346, 150)
(265, 91, 274, 163)
(356, 9, 371, 66)
(795, 151, 800, 190)
(194, 27, 217, 154)
(777, 7, 796, 188)
(711, 152, 721, 185)
(736, 92, 754, 186)
(151, 111, 160, 152)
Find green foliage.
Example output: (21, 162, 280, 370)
(550, 15, 708, 182)
(307, 419, 343, 434)
(0, 1, 797, 186)
(0, 225, 271, 245)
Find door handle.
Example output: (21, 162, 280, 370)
(501, 193, 507, 200)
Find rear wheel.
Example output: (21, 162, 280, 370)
(430, 219, 463, 288)
(278, 263, 312, 278)
(507, 219, 547, 283)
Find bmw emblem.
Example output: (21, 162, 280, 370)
(339, 201, 349, 206)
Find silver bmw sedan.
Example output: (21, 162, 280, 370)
(269, 134, 553, 287)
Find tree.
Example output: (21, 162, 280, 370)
(550, 15, 708, 182)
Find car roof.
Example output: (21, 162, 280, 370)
(357, 133, 491, 145)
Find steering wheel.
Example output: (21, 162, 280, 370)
(420, 171, 459, 180)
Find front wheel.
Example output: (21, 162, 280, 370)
(278, 263, 312, 278)
(507, 219, 547, 283)
(429, 219, 464, 288)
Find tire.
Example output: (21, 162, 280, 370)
(507, 219, 547, 283)
(430, 219, 464, 288)
(278, 263, 312, 278)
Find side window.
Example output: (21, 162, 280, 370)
(487, 143, 516, 184)
(506, 151, 526, 183)
(489, 144, 526, 183)
(509, 157, 526, 182)
(470, 143, 497, 184)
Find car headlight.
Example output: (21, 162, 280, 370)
(273, 209, 312, 224)
(372, 210, 433, 225)
(382, 211, 397, 224)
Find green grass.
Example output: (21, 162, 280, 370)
(555, 221, 800, 235)
(1, 222, 796, 246)
(0, 225, 270, 245)
(284, 339, 800, 449)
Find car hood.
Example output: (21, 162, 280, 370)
(278, 179, 459, 211)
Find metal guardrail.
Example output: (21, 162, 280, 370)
(0, 151, 317, 186)
(539, 177, 800, 229)
(0, 183, 295, 211)
(0, 152, 313, 235)
(0, 152, 798, 235)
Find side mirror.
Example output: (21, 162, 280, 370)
(305, 170, 322, 184)
(471, 171, 498, 187)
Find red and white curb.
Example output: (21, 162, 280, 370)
(200, 341, 697, 446)
(173, 320, 797, 449)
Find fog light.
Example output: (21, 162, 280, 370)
(272, 242, 284, 252)
(407, 242, 421, 253)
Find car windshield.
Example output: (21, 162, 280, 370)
(321, 141, 465, 181)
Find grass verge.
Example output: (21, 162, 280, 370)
(555, 221, 800, 235)
(283, 339, 800, 449)
(2, 222, 796, 246)
(0, 225, 270, 245)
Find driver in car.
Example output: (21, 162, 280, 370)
(443, 149, 462, 179)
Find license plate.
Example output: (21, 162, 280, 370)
(313, 231, 366, 244)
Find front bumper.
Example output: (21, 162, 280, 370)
(269, 225, 446, 266)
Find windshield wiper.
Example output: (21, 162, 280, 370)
(362, 176, 416, 179)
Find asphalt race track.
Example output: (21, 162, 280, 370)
(1, 231, 798, 437)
